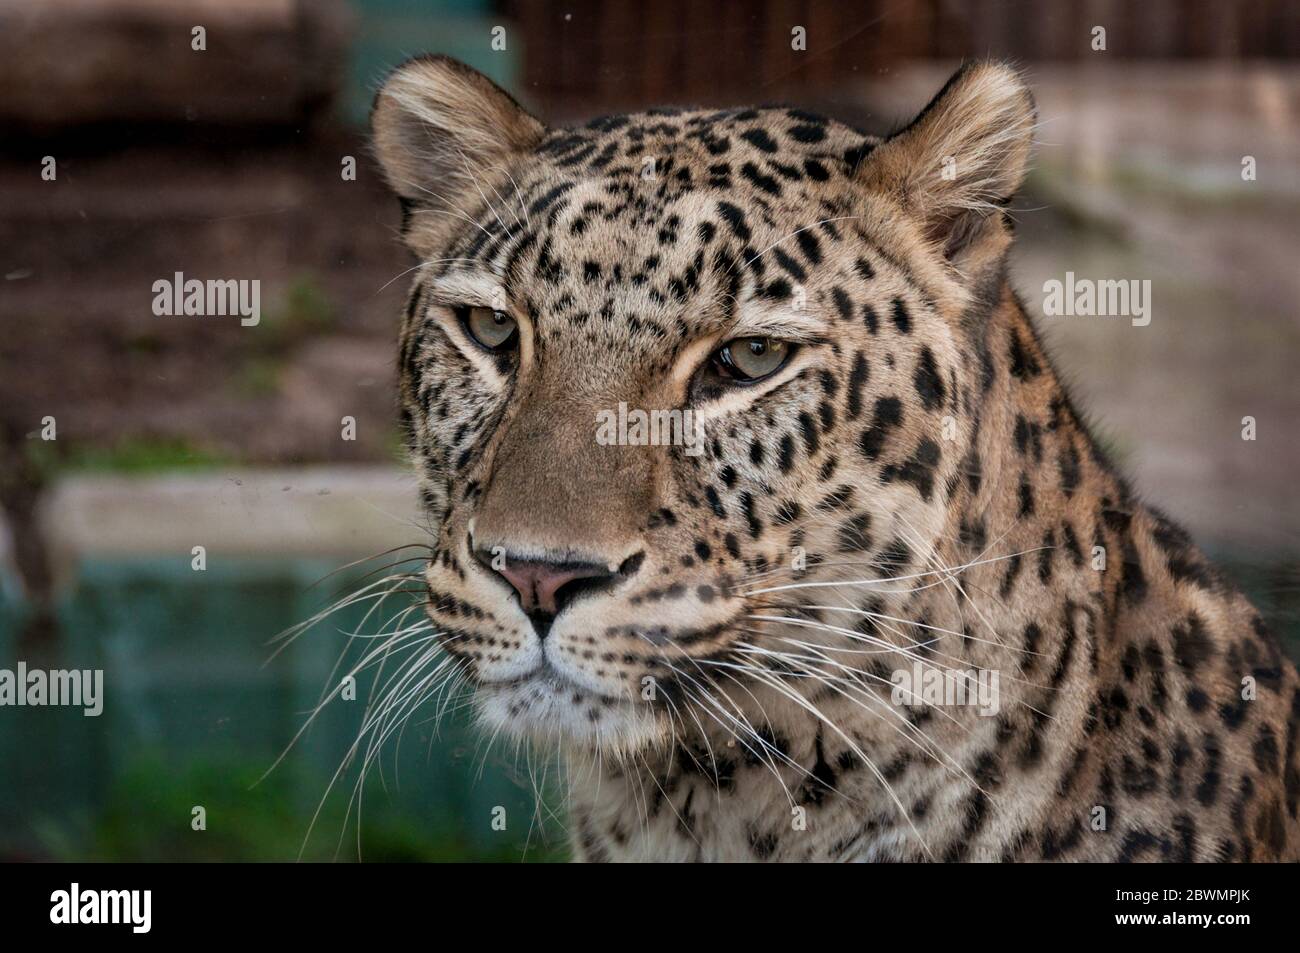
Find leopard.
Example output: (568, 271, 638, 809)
(367, 55, 1300, 861)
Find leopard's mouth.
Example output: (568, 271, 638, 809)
(422, 546, 748, 751)
(472, 651, 669, 751)
(477, 657, 618, 702)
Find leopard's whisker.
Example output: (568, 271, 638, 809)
(711, 638, 959, 789)
(662, 655, 808, 799)
(736, 547, 1049, 596)
(303, 544, 433, 593)
(740, 615, 1007, 725)
(715, 642, 980, 791)
(766, 605, 1055, 696)
(732, 635, 980, 763)
(376, 258, 486, 294)
(296, 636, 464, 860)
(705, 656, 935, 859)
(894, 512, 1016, 652)
(343, 647, 465, 858)
(268, 570, 425, 656)
(263, 627, 445, 790)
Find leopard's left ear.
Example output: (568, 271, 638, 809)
(857, 61, 1035, 267)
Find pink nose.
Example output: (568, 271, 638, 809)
(494, 560, 611, 616)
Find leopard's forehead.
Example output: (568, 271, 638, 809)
(449, 107, 884, 357)
(537, 106, 880, 186)
(518, 106, 883, 254)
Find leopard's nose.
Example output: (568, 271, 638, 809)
(473, 548, 639, 638)
(494, 559, 611, 616)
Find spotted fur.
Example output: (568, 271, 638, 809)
(371, 56, 1300, 862)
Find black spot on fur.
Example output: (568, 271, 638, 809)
(837, 513, 873, 553)
(777, 433, 796, 473)
(875, 539, 911, 577)
(1058, 443, 1081, 496)
(882, 437, 941, 502)
(845, 352, 869, 420)
(1009, 330, 1041, 380)
(859, 397, 902, 460)
(740, 161, 781, 195)
(716, 201, 751, 241)
(1017, 473, 1035, 517)
(741, 128, 778, 153)
(1172, 613, 1214, 671)
(890, 298, 911, 333)
(913, 348, 945, 411)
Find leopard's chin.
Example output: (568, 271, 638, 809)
(473, 667, 667, 754)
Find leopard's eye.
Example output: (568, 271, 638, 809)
(712, 336, 794, 384)
(460, 306, 518, 351)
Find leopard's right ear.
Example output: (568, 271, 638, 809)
(371, 55, 545, 211)
(856, 61, 1035, 273)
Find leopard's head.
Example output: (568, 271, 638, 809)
(372, 56, 1034, 754)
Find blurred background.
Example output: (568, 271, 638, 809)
(1, 0, 1298, 861)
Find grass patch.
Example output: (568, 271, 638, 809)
(25, 435, 235, 478)
(226, 273, 338, 400)
(257, 274, 338, 352)
(35, 752, 563, 862)
(231, 356, 284, 398)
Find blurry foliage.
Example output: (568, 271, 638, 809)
(231, 356, 285, 398)
(23, 434, 234, 479)
(257, 273, 338, 352)
(227, 272, 338, 400)
(39, 752, 563, 863)
(18, 277, 344, 467)
(124, 329, 165, 357)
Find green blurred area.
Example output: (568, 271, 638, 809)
(24, 437, 235, 480)
(0, 558, 565, 862)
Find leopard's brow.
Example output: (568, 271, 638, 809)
(728, 299, 828, 342)
(424, 267, 503, 308)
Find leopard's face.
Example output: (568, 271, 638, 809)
(373, 57, 1033, 753)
